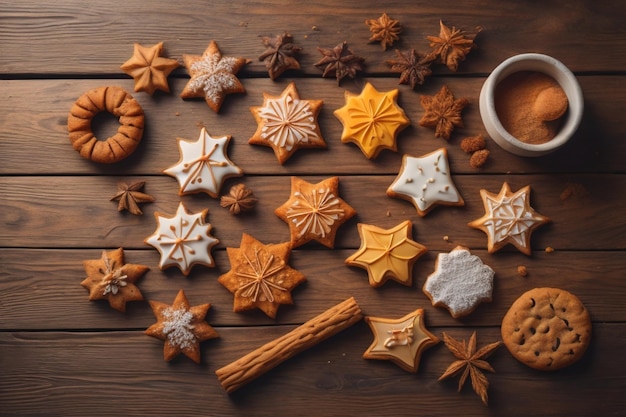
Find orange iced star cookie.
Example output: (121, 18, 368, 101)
(363, 308, 439, 373)
(218, 233, 306, 319)
(346, 220, 427, 287)
(275, 176, 356, 248)
(334, 82, 410, 159)
(120, 42, 179, 95)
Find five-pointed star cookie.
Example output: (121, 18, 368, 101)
(468, 182, 550, 255)
(218, 233, 306, 319)
(144, 202, 219, 276)
(180, 40, 250, 112)
(275, 176, 356, 248)
(387, 148, 464, 216)
(249, 82, 326, 164)
(164, 127, 243, 198)
(120, 42, 179, 95)
(346, 220, 427, 287)
(334, 82, 410, 159)
(145, 289, 219, 363)
(363, 308, 439, 373)
(80, 248, 149, 312)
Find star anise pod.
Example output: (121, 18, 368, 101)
(110, 181, 155, 215)
(385, 49, 436, 89)
(427, 20, 482, 72)
(419, 85, 469, 140)
(314, 41, 364, 85)
(439, 331, 502, 406)
(220, 183, 257, 215)
(259, 32, 302, 80)
(365, 12, 402, 50)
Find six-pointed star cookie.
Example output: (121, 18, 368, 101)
(144, 202, 219, 276)
(423, 246, 495, 318)
(275, 176, 356, 248)
(387, 148, 464, 216)
(334, 82, 410, 159)
(80, 248, 149, 312)
(120, 42, 179, 95)
(218, 233, 306, 319)
(180, 40, 250, 112)
(346, 220, 427, 287)
(249, 82, 326, 164)
(164, 127, 243, 198)
(145, 289, 219, 363)
(468, 182, 550, 255)
(363, 308, 439, 373)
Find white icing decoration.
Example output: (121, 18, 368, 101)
(483, 189, 544, 247)
(188, 53, 240, 106)
(235, 247, 287, 303)
(162, 307, 196, 349)
(258, 93, 318, 151)
(286, 187, 344, 238)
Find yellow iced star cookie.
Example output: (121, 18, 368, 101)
(334, 82, 410, 159)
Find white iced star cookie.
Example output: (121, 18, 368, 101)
(164, 127, 243, 198)
(386, 148, 464, 216)
(144, 202, 219, 276)
(422, 246, 495, 318)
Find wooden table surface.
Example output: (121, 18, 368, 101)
(1, 1, 625, 416)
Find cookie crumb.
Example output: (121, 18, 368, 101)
(470, 149, 490, 168)
(312, 25, 319, 31)
(443, 235, 449, 242)
(175, 112, 180, 116)
(545, 246, 555, 253)
(517, 265, 528, 277)
(460, 134, 486, 153)
(385, 210, 391, 217)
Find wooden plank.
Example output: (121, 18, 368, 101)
(1, 248, 623, 329)
(0, 324, 623, 417)
(1, 1, 625, 75)
(1, 76, 625, 175)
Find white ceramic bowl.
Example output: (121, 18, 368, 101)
(479, 53, 584, 157)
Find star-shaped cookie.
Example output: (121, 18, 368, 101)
(423, 246, 494, 318)
(145, 289, 219, 363)
(363, 308, 439, 373)
(275, 176, 356, 248)
(144, 202, 219, 276)
(80, 248, 149, 312)
(120, 42, 179, 95)
(387, 148, 464, 216)
(218, 233, 306, 319)
(180, 40, 250, 112)
(346, 220, 427, 287)
(249, 82, 326, 164)
(164, 127, 243, 198)
(468, 182, 550, 255)
(419, 85, 469, 140)
(334, 82, 410, 159)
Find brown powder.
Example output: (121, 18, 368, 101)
(494, 71, 568, 144)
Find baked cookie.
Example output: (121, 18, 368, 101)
(164, 127, 243, 198)
(418, 85, 468, 140)
(468, 182, 550, 255)
(501, 287, 591, 371)
(423, 246, 494, 318)
(67, 86, 144, 163)
(145, 289, 219, 363)
(346, 220, 427, 287)
(334, 82, 410, 159)
(259, 33, 302, 80)
(249, 82, 325, 164)
(120, 42, 179, 95)
(387, 148, 464, 216)
(275, 176, 356, 248)
(80, 248, 149, 312)
(218, 233, 306, 319)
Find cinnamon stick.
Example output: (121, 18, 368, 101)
(215, 297, 363, 393)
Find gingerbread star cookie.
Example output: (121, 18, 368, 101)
(387, 148, 464, 216)
(180, 40, 250, 113)
(164, 127, 243, 198)
(468, 182, 550, 255)
(423, 246, 494, 318)
(275, 176, 356, 248)
(334, 82, 410, 159)
(120, 42, 179, 95)
(145, 289, 219, 363)
(80, 248, 149, 312)
(363, 308, 439, 373)
(218, 233, 306, 319)
(249, 82, 325, 164)
(144, 202, 219, 276)
(346, 220, 427, 287)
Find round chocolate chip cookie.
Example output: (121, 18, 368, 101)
(501, 287, 591, 371)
